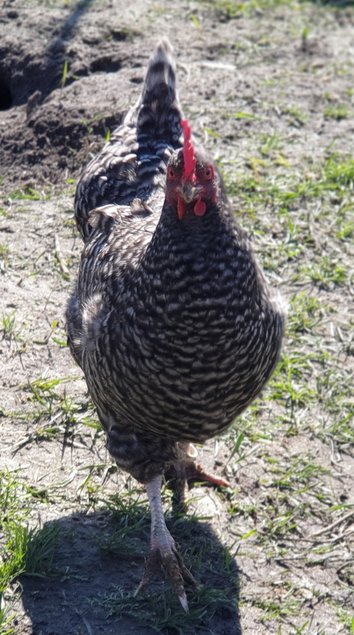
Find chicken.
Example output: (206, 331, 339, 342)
(66, 38, 285, 610)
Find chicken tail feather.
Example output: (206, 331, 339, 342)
(126, 38, 182, 142)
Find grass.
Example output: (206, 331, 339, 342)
(2, 375, 100, 465)
(1, 523, 61, 585)
(0, 244, 10, 267)
(1, 0, 354, 632)
(195, 0, 354, 21)
(2, 163, 353, 631)
(12, 375, 100, 447)
(218, 121, 354, 631)
(0, 311, 26, 355)
(92, 585, 236, 634)
(60, 59, 68, 89)
(324, 105, 351, 120)
(0, 470, 239, 633)
(6, 187, 48, 202)
(195, 0, 300, 20)
(0, 470, 62, 634)
(91, 491, 239, 633)
(226, 153, 354, 214)
(98, 490, 150, 557)
(287, 292, 322, 336)
(1, 312, 17, 342)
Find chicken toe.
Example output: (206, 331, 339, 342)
(166, 459, 231, 506)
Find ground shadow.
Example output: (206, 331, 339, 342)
(307, 0, 354, 6)
(18, 506, 241, 635)
(0, 0, 95, 109)
(0, 0, 126, 187)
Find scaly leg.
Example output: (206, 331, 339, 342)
(135, 474, 196, 611)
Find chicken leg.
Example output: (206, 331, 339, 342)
(135, 474, 196, 611)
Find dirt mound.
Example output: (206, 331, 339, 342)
(0, 1, 146, 189)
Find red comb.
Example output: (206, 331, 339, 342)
(181, 119, 196, 182)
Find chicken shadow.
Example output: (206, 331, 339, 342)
(309, 0, 353, 5)
(18, 504, 242, 635)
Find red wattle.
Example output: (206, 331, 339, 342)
(194, 198, 206, 217)
(177, 197, 185, 220)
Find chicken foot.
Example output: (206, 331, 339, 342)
(165, 453, 231, 507)
(135, 474, 196, 611)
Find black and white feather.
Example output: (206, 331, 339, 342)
(66, 38, 285, 484)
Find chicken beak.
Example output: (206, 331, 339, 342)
(180, 180, 199, 204)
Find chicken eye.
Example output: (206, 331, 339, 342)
(204, 166, 214, 180)
(167, 166, 176, 179)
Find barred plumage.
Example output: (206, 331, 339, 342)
(74, 38, 180, 241)
(66, 38, 285, 609)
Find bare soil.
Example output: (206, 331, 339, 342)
(1, 1, 353, 634)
